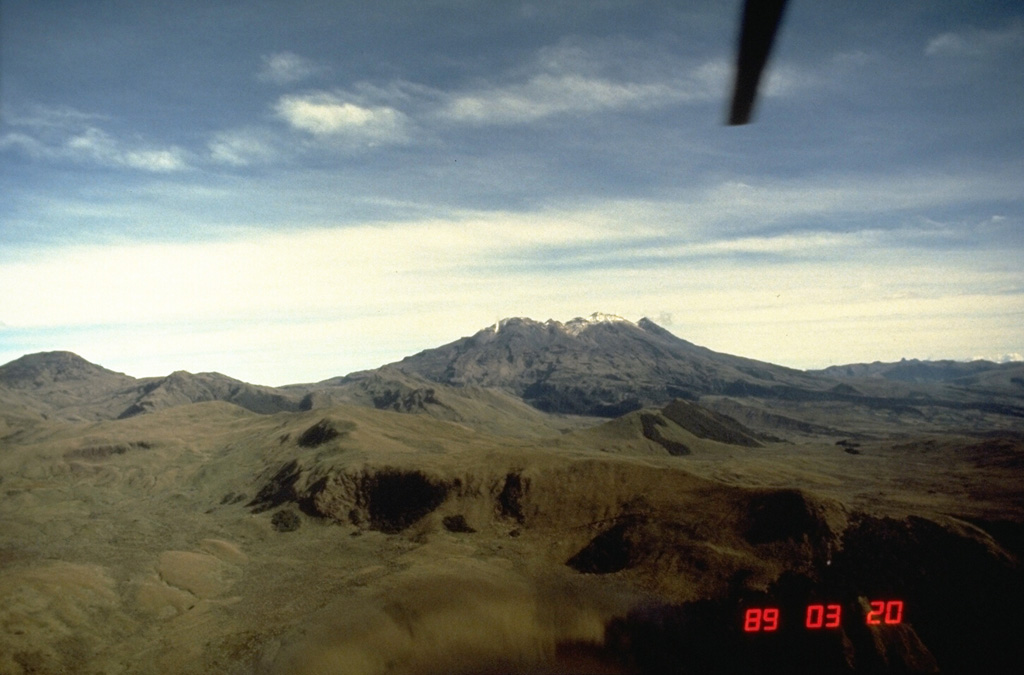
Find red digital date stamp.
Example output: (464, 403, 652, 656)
(743, 600, 904, 632)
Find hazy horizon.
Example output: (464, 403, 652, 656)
(2, 1, 1022, 386)
(3, 312, 1022, 390)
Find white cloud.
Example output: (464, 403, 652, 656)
(0, 106, 188, 172)
(926, 22, 1024, 57)
(258, 51, 320, 84)
(120, 148, 188, 172)
(275, 92, 407, 142)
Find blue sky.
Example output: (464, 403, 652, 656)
(1, 0, 1022, 385)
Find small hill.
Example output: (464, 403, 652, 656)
(568, 398, 765, 457)
(659, 399, 764, 447)
(118, 371, 301, 419)
(291, 367, 597, 438)
(0, 351, 138, 420)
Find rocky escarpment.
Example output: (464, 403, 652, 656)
(242, 440, 1022, 673)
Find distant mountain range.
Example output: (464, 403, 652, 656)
(3, 314, 1023, 436)
(0, 350, 300, 422)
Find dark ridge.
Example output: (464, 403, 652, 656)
(297, 419, 342, 448)
(117, 402, 154, 419)
(639, 413, 690, 456)
(661, 399, 763, 447)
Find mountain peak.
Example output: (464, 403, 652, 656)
(559, 312, 633, 336)
(486, 313, 635, 337)
(0, 351, 127, 388)
(388, 312, 828, 417)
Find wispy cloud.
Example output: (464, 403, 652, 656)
(686, 172, 1023, 235)
(257, 51, 321, 84)
(207, 129, 278, 166)
(441, 73, 692, 124)
(925, 21, 1024, 57)
(437, 40, 727, 125)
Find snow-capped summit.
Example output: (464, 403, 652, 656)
(559, 312, 634, 336)
(487, 313, 632, 336)
(488, 316, 545, 334)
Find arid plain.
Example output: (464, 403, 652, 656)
(2, 315, 1022, 674)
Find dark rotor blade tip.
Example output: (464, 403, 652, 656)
(728, 0, 789, 125)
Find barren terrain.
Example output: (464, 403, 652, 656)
(2, 319, 1022, 673)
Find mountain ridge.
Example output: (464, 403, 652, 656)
(4, 315, 1024, 433)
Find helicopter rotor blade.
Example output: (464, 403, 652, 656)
(728, 0, 789, 125)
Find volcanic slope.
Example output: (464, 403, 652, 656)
(386, 313, 832, 417)
(370, 313, 1024, 436)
